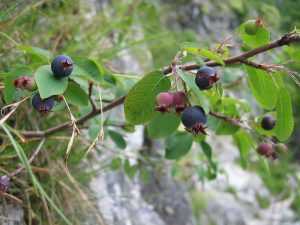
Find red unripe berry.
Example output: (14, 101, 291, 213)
(172, 91, 187, 113)
(256, 143, 273, 157)
(13, 76, 36, 91)
(155, 92, 174, 112)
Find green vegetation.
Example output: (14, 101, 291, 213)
(1, 0, 300, 224)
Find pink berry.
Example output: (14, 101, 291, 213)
(257, 143, 273, 157)
(172, 91, 187, 113)
(13, 76, 36, 91)
(155, 92, 174, 112)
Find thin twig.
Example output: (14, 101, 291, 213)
(209, 111, 246, 129)
(88, 82, 97, 111)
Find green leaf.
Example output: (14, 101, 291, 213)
(182, 42, 224, 65)
(19, 45, 52, 62)
(108, 130, 127, 149)
(165, 132, 193, 160)
(124, 160, 137, 178)
(88, 124, 100, 140)
(72, 58, 104, 83)
(124, 71, 170, 124)
(35, 65, 68, 99)
(233, 130, 254, 169)
(199, 141, 217, 179)
(207, 116, 240, 135)
(245, 66, 278, 110)
(238, 23, 270, 48)
(110, 157, 122, 170)
(147, 113, 180, 139)
(64, 82, 89, 107)
(177, 69, 209, 112)
(274, 88, 294, 141)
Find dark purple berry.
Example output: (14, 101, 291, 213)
(197, 66, 217, 77)
(181, 106, 207, 134)
(32, 93, 55, 113)
(51, 55, 73, 78)
(195, 75, 211, 90)
(195, 66, 219, 90)
(172, 91, 187, 113)
(0, 175, 10, 193)
(155, 92, 174, 112)
(261, 115, 276, 131)
(257, 143, 273, 157)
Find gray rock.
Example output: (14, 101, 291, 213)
(0, 203, 25, 225)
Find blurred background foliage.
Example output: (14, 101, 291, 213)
(1, 0, 300, 224)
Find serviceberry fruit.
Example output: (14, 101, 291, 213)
(172, 91, 187, 113)
(13, 76, 36, 91)
(195, 66, 219, 90)
(274, 143, 288, 153)
(32, 93, 55, 113)
(0, 175, 10, 193)
(155, 92, 174, 112)
(51, 55, 73, 78)
(181, 106, 207, 135)
(261, 115, 276, 131)
(256, 143, 274, 158)
(244, 19, 263, 35)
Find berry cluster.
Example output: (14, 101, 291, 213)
(13, 55, 74, 114)
(155, 66, 219, 135)
(155, 66, 288, 157)
(256, 142, 288, 160)
(156, 91, 187, 113)
(256, 115, 285, 160)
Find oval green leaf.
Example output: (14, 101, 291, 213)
(64, 82, 89, 107)
(72, 58, 104, 83)
(233, 130, 254, 169)
(238, 23, 270, 48)
(182, 42, 224, 65)
(274, 88, 294, 141)
(147, 113, 180, 139)
(108, 130, 127, 149)
(35, 65, 68, 99)
(124, 71, 170, 124)
(245, 66, 278, 110)
(165, 132, 193, 160)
